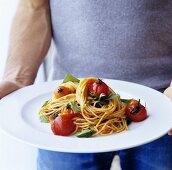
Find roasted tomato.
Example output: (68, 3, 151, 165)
(88, 79, 110, 96)
(51, 113, 82, 136)
(54, 86, 71, 99)
(125, 99, 147, 122)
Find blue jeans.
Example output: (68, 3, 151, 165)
(37, 135, 172, 170)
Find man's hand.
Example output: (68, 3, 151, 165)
(0, 81, 24, 99)
(164, 81, 172, 135)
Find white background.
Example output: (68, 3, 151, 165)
(0, 1, 37, 170)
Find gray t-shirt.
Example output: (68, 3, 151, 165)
(50, 0, 172, 90)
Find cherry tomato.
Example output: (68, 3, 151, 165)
(51, 113, 82, 136)
(88, 79, 110, 96)
(125, 100, 147, 122)
(54, 86, 71, 99)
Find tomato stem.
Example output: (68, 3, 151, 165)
(58, 88, 63, 93)
(131, 100, 141, 115)
(138, 99, 140, 107)
(97, 78, 103, 84)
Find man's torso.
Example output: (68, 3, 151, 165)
(50, 0, 172, 90)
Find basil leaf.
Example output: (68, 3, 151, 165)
(70, 101, 80, 113)
(106, 93, 118, 100)
(99, 93, 119, 101)
(63, 74, 80, 83)
(99, 93, 106, 98)
(42, 100, 49, 107)
(76, 129, 94, 138)
(89, 93, 98, 98)
(39, 115, 50, 123)
(99, 100, 109, 105)
(98, 93, 107, 101)
(115, 93, 121, 98)
(121, 99, 133, 106)
(126, 118, 132, 125)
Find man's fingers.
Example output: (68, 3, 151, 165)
(168, 130, 172, 135)
(163, 83, 172, 136)
(164, 87, 172, 99)
(0, 81, 21, 99)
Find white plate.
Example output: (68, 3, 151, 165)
(0, 79, 172, 153)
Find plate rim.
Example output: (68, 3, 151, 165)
(0, 79, 172, 153)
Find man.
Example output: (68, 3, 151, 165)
(0, 0, 172, 170)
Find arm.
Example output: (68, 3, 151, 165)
(0, 0, 51, 98)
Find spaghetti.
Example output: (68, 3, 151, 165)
(39, 76, 128, 137)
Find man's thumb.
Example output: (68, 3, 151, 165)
(0, 81, 21, 99)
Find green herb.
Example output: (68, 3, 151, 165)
(121, 99, 133, 106)
(42, 100, 49, 107)
(99, 93, 107, 100)
(106, 93, 117, 100)
(116, 93, 121, 98)
(126, 118, 132, 125)
(39, 115, 50, 123)
(89, 93, 99, 100)
(97, 101, 109, 106)
(89, 93, 119, 107)
(63, 74, 80, 83)
(76, 129, 94, 138)
(90, 93, 117, 101)
(70, 101, 80, 113)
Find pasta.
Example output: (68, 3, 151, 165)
(75, 77, 127, 136)
(39, 76, 129, 137)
